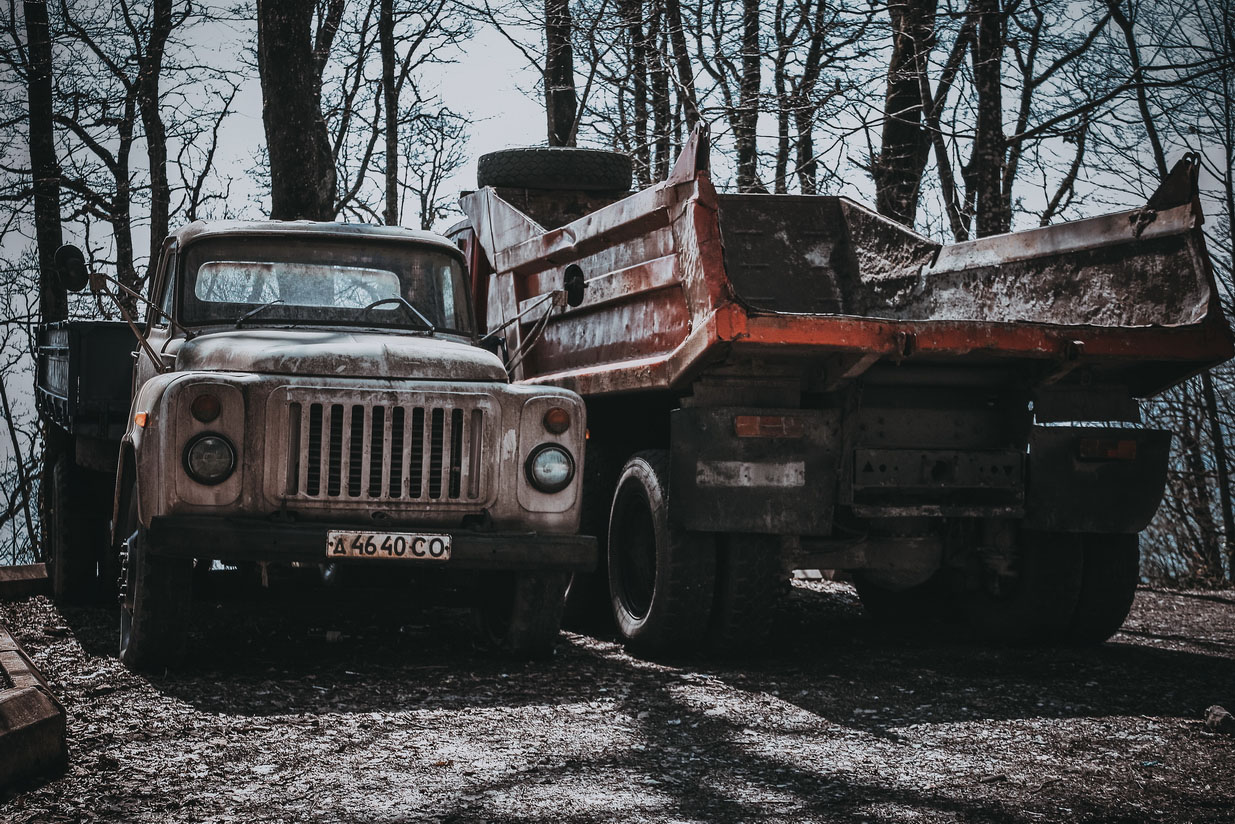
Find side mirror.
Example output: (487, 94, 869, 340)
(479, 334, 508, 362)
(564, 264, 586, 308)
(54, 244, 89, 292)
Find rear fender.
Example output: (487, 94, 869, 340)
(1024, 425, 1171, 533)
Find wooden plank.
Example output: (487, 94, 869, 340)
(0, 624, 67, 789)
(0, 564, 49, 600)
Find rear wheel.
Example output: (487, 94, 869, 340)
(963, 530, 1083, 644)
(118, 489, 193, 671)
(607, 450, 715, 655)
(1066, 533, 1140, 644)
(45, 454, 110, 603)
(853, 571, 954, 630)
(477, 572, 569, 661)
(707, 534, 781, 653)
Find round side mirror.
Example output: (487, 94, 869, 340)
(53, 244, 89, 292)
(564, 264, 586, 308)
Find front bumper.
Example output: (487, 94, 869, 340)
(147, 516, 597, 573)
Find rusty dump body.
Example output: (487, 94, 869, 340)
(457, 130, 1232, 584)
(461, 136, 1227, 401)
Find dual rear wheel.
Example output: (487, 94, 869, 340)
(854, 531, 1140, 645)
(600, 449, 1139, 654)
(604, 450, 782, 656)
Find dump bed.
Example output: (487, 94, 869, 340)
(460, 131, 1231, 398)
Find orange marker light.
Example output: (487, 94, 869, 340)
(543, 406, 571, 434)
(191, 393, 221, 423)
(134, 412, 148, 428)
(1078, 438, 1137, 461)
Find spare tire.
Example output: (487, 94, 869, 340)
(477, 147, 632, 192)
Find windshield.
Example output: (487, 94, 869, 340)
(179, 236, 472, 334)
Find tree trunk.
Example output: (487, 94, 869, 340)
(257, 0, 338, 220)
(114, 94, 139, 305)
(663, 0, 699, 131)
(773, 37, 790, 194)
(873, 0, 936, 225)
(380, 0, 398, 225)
(1200, 371, 1235, 581)
(545, 0, 578, 147)
(24, 0, 65, 323)
(1183, 414, 1224, 580)
(648, 1, 672, 180)
(25, 0, 66, 565)
(735, 0, 762, 192)
(622, 0, 650, 187)
(971, 0, 1008, 237)
(137, 0, 173, 269)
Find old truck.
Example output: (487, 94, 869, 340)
(451, 127, 1233, 655)
(39, 221, 594, 668)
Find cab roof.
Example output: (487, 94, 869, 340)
(167, 220, 462, 256)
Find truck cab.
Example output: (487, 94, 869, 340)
(48, 220, 593, 668)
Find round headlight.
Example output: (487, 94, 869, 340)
(184, 433, 236, 485)
(525, 444, 574, 493)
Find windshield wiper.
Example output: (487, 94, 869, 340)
(362, 297, 436, 333)
(235, 298, 285, 328)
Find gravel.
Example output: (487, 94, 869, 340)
(2, 578, 1233, 823)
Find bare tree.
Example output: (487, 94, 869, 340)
(257, 0, 338, 219)
(546, 0, 579, 145)
(872, 0, 936, 224)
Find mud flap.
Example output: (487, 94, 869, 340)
(670, 407, 841, 535)
(1025, 426, 1171, 533)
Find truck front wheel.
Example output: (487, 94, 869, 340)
(607, 450, 715, 655)
(476, 572, 569, 660)
(118, 493, 192, 670)
(1065, 534, 1140, 645)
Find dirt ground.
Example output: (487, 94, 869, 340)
(1, 577, 1233, 824)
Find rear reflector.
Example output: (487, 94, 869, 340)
(734, 415, 806, 439)
(1077, 438, 1138, 460)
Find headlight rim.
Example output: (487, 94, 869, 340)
(524, 443, 575, 494)
(182, 432, 237, 486)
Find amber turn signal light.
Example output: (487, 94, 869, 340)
(543, 406, 571, 434)
(191, 393, 222, 423)
(1077, 438, 1137, 460)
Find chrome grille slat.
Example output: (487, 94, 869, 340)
(284, 395, 488, 504)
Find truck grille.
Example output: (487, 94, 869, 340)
(281, 396, 491, 503)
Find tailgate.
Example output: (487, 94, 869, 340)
(717, 195, 1210, 329)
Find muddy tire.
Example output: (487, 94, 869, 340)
(118, 492, 192, 671)
(45, 454, 110, 603)
(477, 147, 632, 192)
(477, 572, 569, 661)
(607, 450, 715, 655)
(707, 534, 781, 653)
(964, 530, 1084, 644)
(1066, 534, 1140, 645)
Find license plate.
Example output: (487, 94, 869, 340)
(326, 530, 452, 561)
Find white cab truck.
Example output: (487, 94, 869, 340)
(39, 221, 594, 668)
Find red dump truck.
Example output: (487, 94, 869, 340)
(450, 127, 1233, 655)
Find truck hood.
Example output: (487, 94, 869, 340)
(175, 329, 507, 382)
